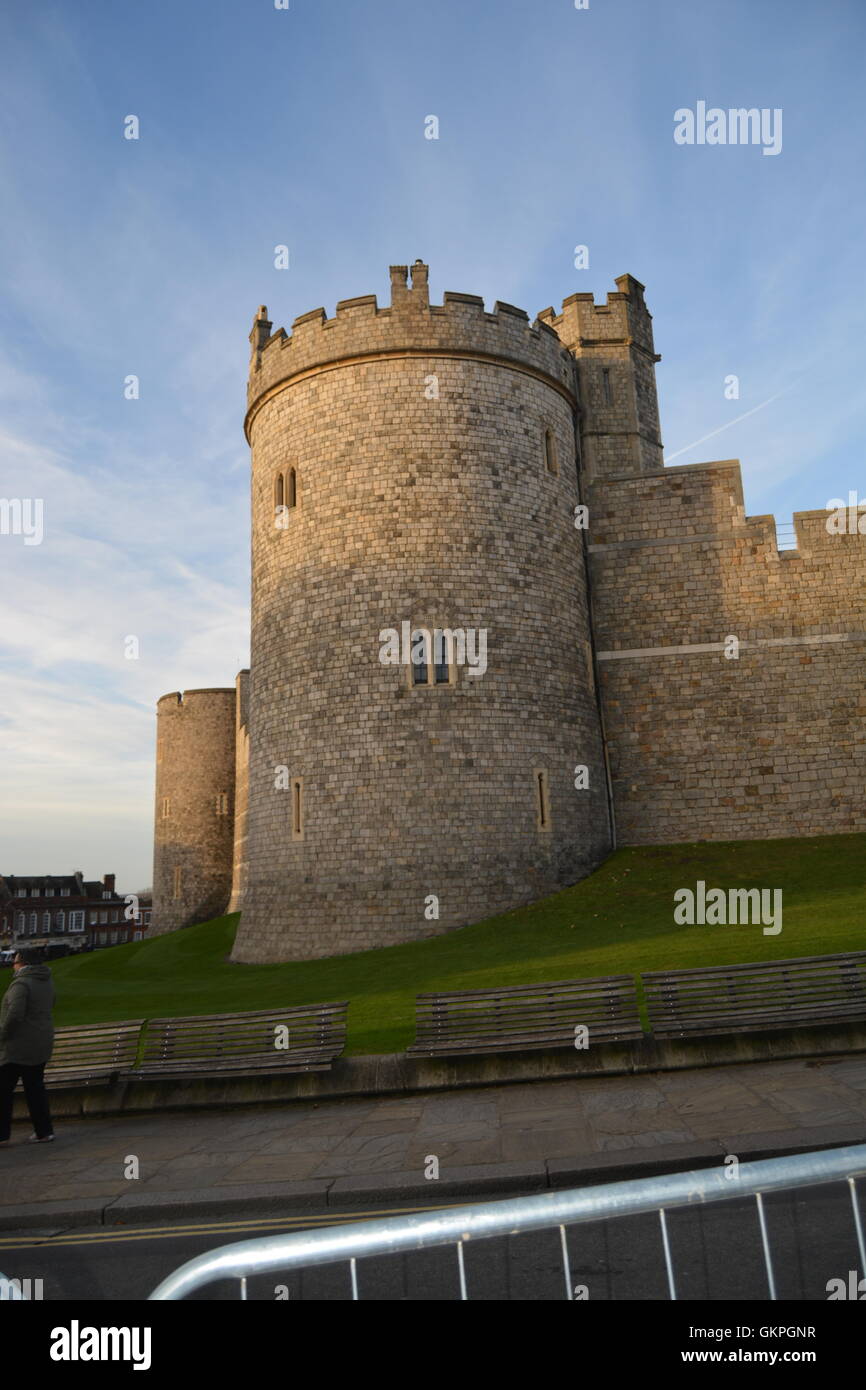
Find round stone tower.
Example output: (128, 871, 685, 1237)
(231, 261, 612, 963)
(151, 688, 237, 934)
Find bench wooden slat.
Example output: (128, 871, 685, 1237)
(646, 950, 866, 982)
(415, 975, 639, 1003)
(409, 977, 643, 1057)
(140, 1006, 346, 1029)
(44, 1020, 144, 1088)
(136, 1003, 348, 1078)
(644, 951, 866, 1037)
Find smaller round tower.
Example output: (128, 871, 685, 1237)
(151, 688, 237, 934)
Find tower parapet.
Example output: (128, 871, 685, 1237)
(246, 260, 576, 443)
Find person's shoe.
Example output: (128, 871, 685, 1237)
(28, 1133, 54, 1143)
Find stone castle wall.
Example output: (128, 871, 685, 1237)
(588, 463, 866, 843)
(151, 688, 237, 933)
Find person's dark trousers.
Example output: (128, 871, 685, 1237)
(0, 1062, 53, 1142)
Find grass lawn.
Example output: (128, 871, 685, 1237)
(25, 833, 866, 1055)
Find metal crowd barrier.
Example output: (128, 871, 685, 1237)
(149, 1141, 866, 1301)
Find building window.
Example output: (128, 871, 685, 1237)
(16, 913, 25, 934)
(411, 628, 429, 685)
(29, 913, 38, 934)
(216, 791, 229, 816)
(99, 911, 108, 924)
(275, 469, 296, 527)
(110, 910, 118, 923)
(433, 631, 454, 684)
(544, 429, 559, 476)
(133, 930, 142, 941)
(409, 628, 454, 687)
(602, 368, 613, 405)
(55, 912, 65, 932)
(42, 912, 51, 931)
(30, 887, 39, 898)
(110, 931, 118, 945)
(291, 777, 304, 841)
(173, 866, 182, 900)
(534, 768, 552, 832)
(161, 797, 171, 819)
(69, 911, 83, 932)
(60, 886, 70, 896)
(102, 890, 111, 899)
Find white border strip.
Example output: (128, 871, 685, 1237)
(598, 633, 866, 661)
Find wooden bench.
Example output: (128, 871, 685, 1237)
(643, 951, 866, 1039)
(45, 1020, 145, 1088)
(408, 976, 644, 1058)
(136, 1003, 348, 1079)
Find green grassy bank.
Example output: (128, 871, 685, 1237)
(28, 834, 866, 1054)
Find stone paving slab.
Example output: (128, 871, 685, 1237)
(0, 1054, 864, 1229)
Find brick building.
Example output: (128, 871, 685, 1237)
(0, 873, 148, 952)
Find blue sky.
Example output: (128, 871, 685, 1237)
(1, 0, 864, 888)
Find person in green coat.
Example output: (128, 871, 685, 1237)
(0, 949, 56, 1145)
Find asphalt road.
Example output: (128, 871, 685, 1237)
(0, 1179, 862, 1302)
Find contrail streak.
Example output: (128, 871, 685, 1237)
(665, 387, 791, 462)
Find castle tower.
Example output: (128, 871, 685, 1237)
(231, 261, 612, 963)
(151, 688, 237, 934)
(538, 274, 663, 479)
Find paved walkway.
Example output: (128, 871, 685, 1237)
(1, 1054, 865, 1228)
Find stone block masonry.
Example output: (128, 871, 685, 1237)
(588, 464, 865, 843)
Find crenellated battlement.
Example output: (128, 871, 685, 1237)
(246, 260, 576, 434)
(537, 274, 658, 358)
(791, 507, 866, 551)
(587, 458, 866, 567)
